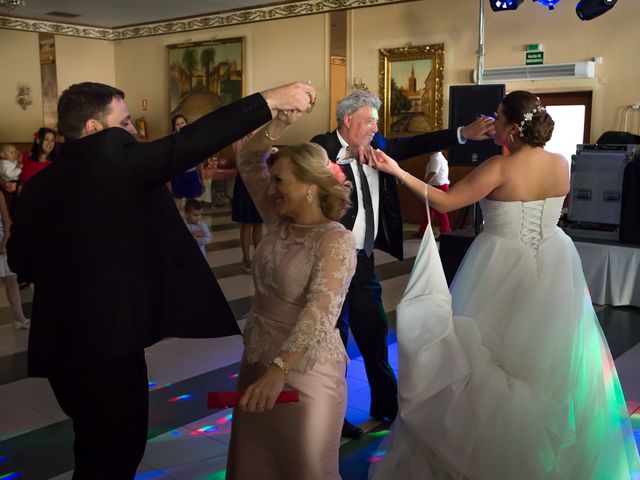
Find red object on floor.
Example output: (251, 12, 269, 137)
(207, 390, 299, 408)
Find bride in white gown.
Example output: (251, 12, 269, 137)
(366, 90, 640, 479)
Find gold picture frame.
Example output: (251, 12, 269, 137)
(168, 37, 245, 123)
(379, 43, 444, 138)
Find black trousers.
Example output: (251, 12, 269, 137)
(48, 350, 149, 479)
(338, 251, 398, 420)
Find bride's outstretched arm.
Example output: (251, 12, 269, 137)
(370, 148, 504, 213)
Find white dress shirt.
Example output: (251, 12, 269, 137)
(336, 131, 380, 251)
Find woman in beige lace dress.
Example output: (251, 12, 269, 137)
(226, 110, 356, 480)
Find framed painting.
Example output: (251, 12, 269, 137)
(378, 43, 444, 137)
(168, 37, 244, 123)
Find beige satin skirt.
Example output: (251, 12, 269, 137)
(226, 359, 347, 480)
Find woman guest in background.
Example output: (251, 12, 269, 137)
(20, 128, 57, 186)
(367, 90, 640, 479)
(231, 136, 264, 273)
(417, 151, 450, 238)
(226, 109, 356, 480)
(168, 114, 204, 209)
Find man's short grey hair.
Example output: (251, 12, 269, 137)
(336, 90, 381, 128)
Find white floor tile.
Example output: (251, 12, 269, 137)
(182, 409, 235, 445)
(615, 345, 640, 382)
(217, 275, 254, 301)
(0, 377, 66, 424)
(0, 401, 60, 441)
(141, 425, 228, 472)
(619, 375, 640, 402)
(48, 471, 74, 480)
(0, 323, 29, 355)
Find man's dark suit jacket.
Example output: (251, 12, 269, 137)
(8, 93, 272, 377)
(310, 129, 459, 260)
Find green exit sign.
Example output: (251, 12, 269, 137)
(525, 51, 544, 65)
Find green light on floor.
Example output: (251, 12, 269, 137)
(201, 469, 226, 480)
(369, 429, 390, 438)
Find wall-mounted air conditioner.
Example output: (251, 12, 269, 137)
(473, 61, 596, 83)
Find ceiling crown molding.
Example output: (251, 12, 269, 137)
(0, 0, 411, 40)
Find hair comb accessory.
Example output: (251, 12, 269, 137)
(517, 105, 546, 137)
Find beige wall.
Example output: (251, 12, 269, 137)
(1, 0, 639, 143)
(351, 0, 640, 142)
(0, 30, 116, 142)
(0, 30, 43, 142)
(113, 14, 329, 143)
(56, 35, 116, 95)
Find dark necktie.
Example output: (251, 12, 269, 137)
(355, 161, 375, 256)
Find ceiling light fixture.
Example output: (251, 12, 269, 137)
(0, 0, 24, 11)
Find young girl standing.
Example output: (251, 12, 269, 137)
(0, 192, 29, 329)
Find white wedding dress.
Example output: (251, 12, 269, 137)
(370, 197, 640, 480)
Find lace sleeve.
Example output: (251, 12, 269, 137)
(236, 146, 279, 226)
(281, 227, 357, 372)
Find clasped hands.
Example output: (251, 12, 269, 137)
(261, 81, 317, 122)
(346, 145, 401, 177)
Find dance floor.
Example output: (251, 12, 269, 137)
(0, 203, 638, 479)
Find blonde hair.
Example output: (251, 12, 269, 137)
(268, 142, 351, 221)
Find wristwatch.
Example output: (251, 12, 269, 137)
(270, 356, 289, 376)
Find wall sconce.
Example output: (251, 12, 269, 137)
(16, 85, 32, 110)
(352, 77, 369, 91)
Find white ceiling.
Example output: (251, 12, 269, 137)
(2, 0, 304, 28)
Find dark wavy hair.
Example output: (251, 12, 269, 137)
(57, 82, 125, 140)
(30, 127, 58, 162)
(500, 90, 555, 147)
(171, 114, 188, 133)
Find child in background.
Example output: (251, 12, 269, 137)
(0, 143, 22, 183)
(0, 191, 29, 329)
(417, 151, 451, 238)
(0, 143, 22, 216)
(184, 198, 211, 257)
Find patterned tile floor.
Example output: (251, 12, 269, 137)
(0, 203, 638, 479)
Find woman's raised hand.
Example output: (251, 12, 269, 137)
(370, 148, 401, 176)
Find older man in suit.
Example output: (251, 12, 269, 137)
(311, 90, 494, 437)
(7, 81, 315, 479)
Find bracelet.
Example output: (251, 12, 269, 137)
(270, 356, 289, 376)
(399, 170, 409, 184)
(265, 130, 280, 141)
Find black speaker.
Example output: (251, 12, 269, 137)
(576, 0, 617, 21)
(448, 84, 505, 167)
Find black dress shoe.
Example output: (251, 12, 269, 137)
(370, 408, 397, 423)
(341, 419, 364, 439)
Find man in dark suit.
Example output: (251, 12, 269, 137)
(7, 81, 315, 479)
(311, 90, 494, 437)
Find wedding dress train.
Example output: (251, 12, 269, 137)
(370, 197, 640, 479)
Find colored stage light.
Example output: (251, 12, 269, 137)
(576, 0, 617, 20)
(489, 0, 524, 11)
(168, 394, 194, 403)
(536, 0, 560, 9)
